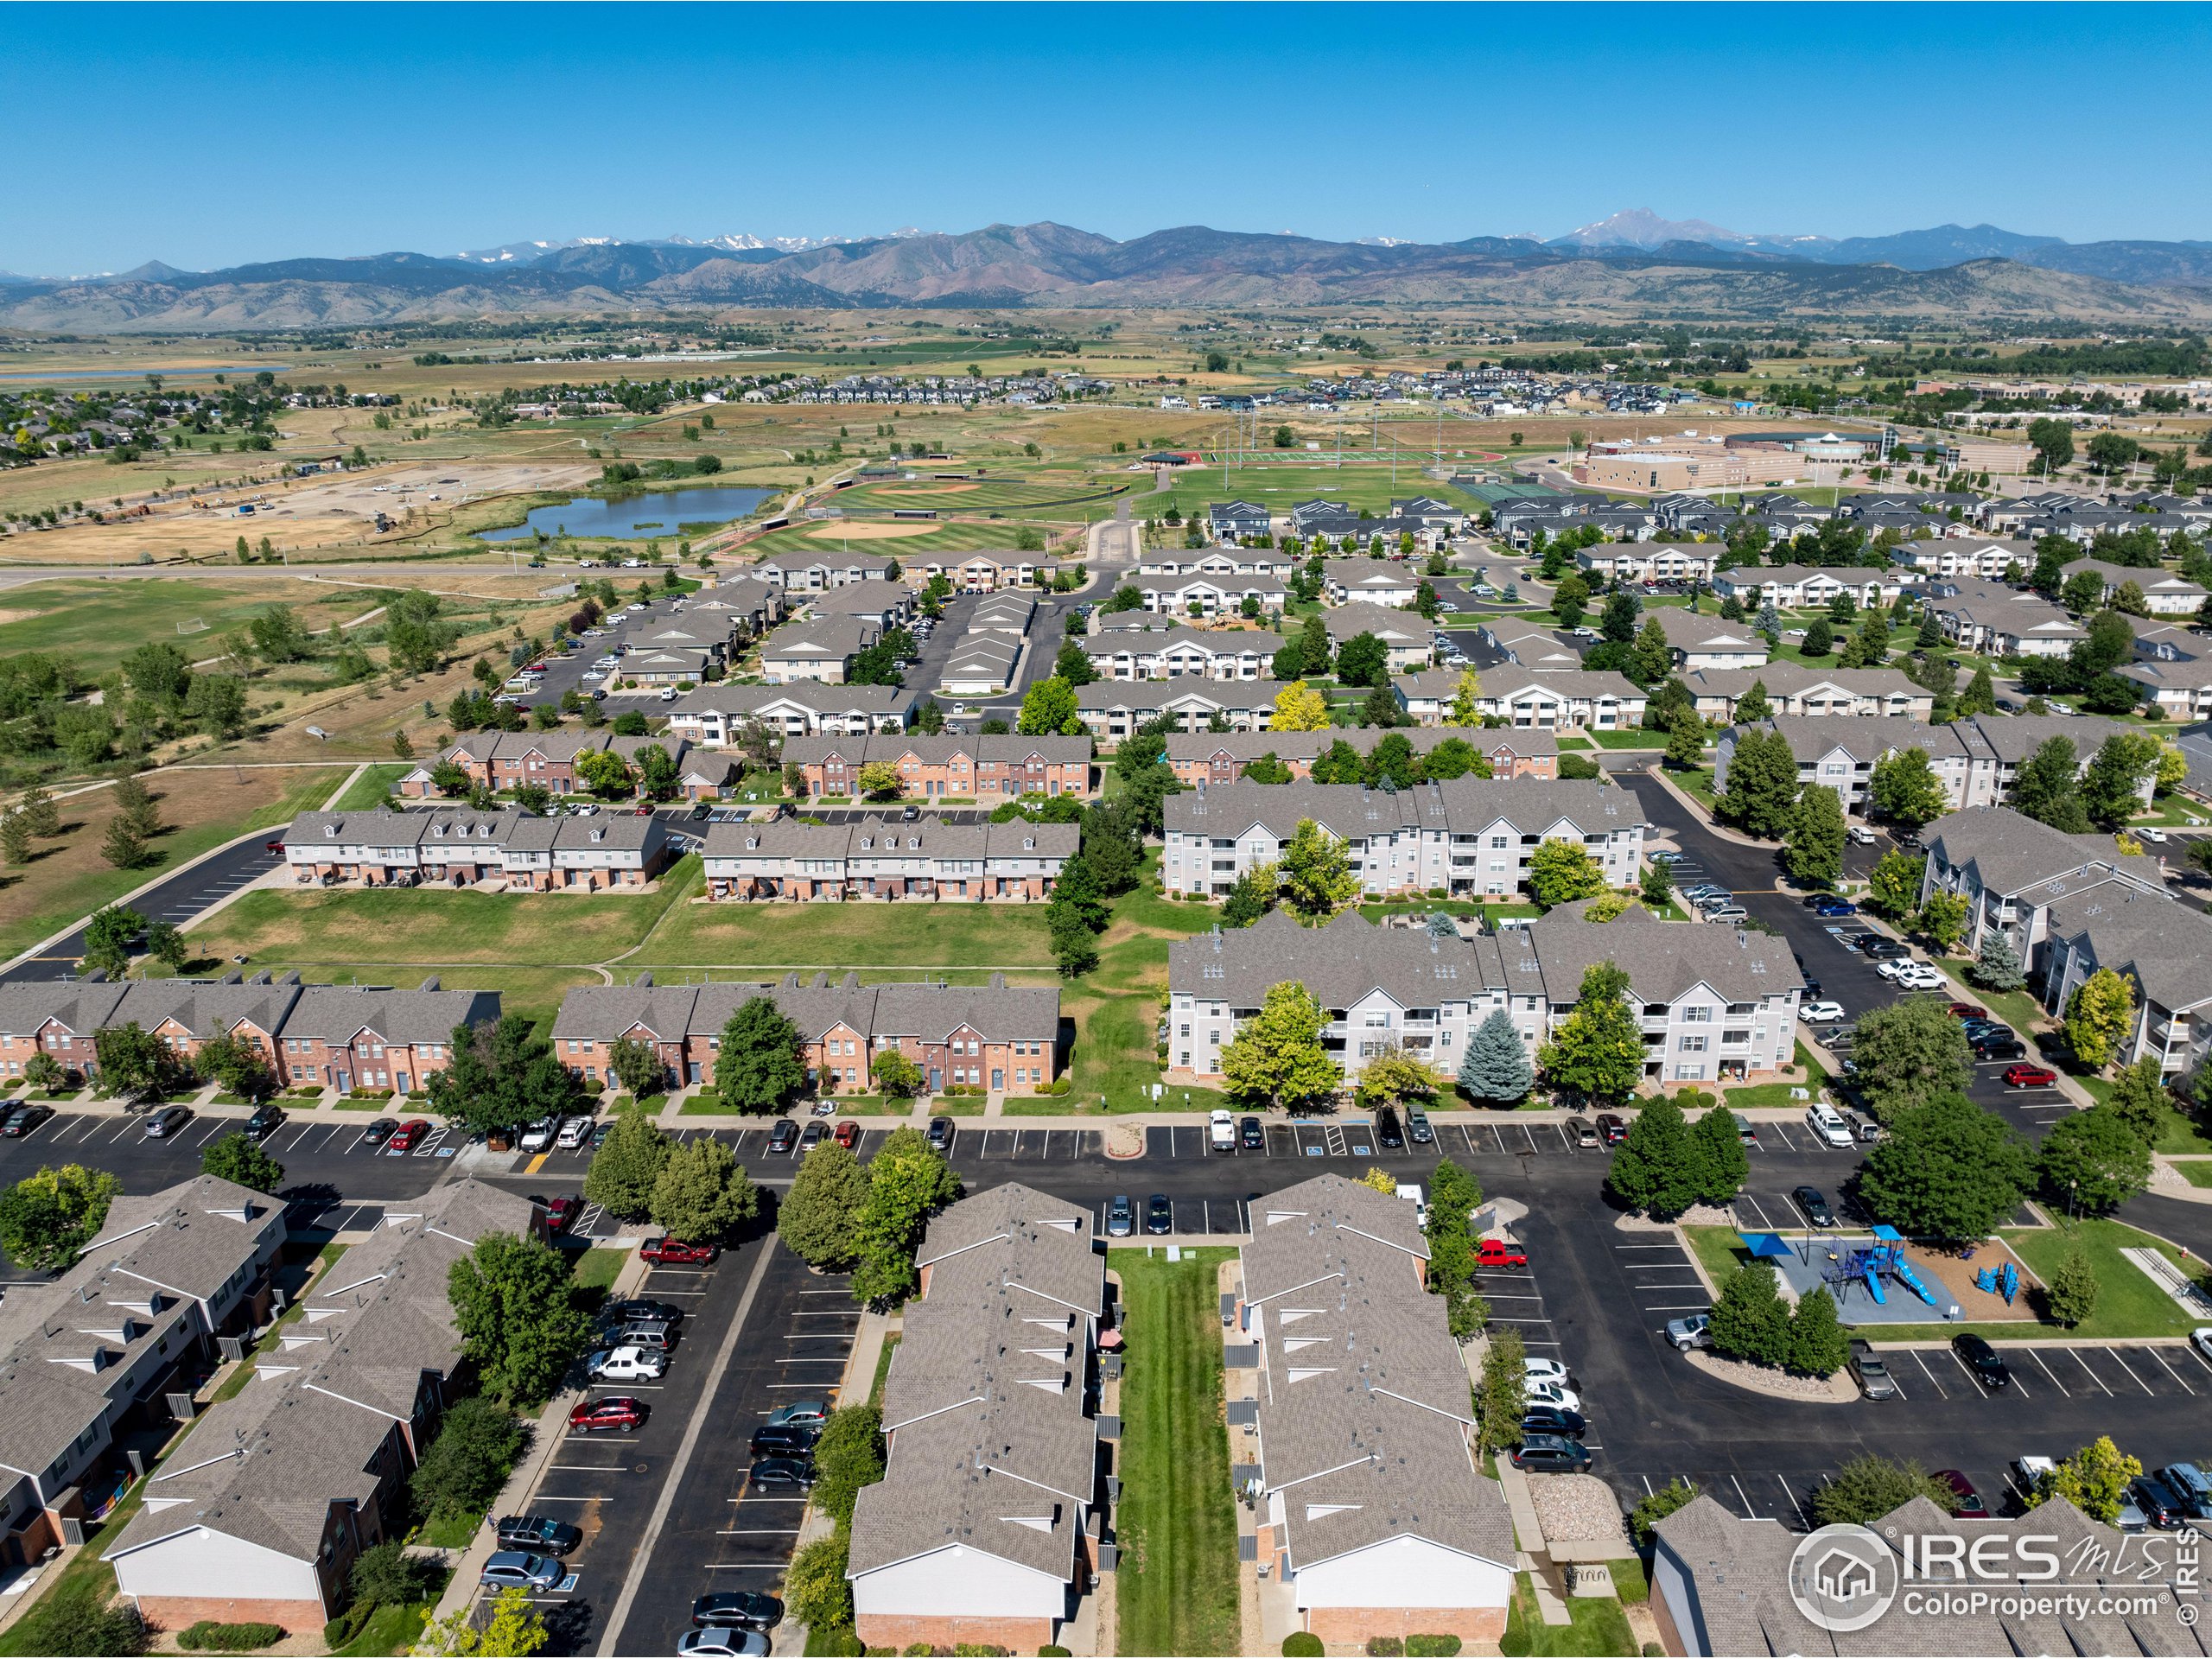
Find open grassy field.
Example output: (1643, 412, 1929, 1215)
(1147, 461, 1484, 522)
(0, 764, 347, 962)
(0, 576, 383, 677)
(638, 895, 1054, 970)
(1111, 1246, 1243, 1658)
(738, 514, 1083, 560)
(833, 474, 1111, 512)
(332, 761, 412, 810)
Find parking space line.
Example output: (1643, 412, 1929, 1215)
(2146, 1347, 2196, 1395)
(1948, 1347, 1992, 1392)
(1909, 1351, 1948, 1399)
(2026, 1350, 2069, 1396)
(1776, 1475, 1813, 1529)
(188, 1117, 227, 1147)
(2067, 1350, 2114, 1395)
(1728, 1474, 1757, 1518)
(2107, 1349, 2155, 1395)
(1768, 1123, 1796, 1152)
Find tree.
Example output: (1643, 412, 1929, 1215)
(1662, 708, 1706, 771)
(1474, 1325, 1527, 1457)
(1334, 632, 1388, 689)
(1447, 668, 1484, 728)
(1278, 818, 1357, 918)
(2030, 1437, 2140, 1523)
(1957, 664, 1998, 717)
(779, 1141, 871, 1269)
(1599, 591, 1640, 644)
(1691, 1105, 1748, 1205)
(1848, 997, 1973, 1122)
(854, 760, 902, 802)
(1540, 962, 1643, 1108)
(634, 743, 680, 801)
(425, 1014, 576, 1137)
(2082, 731, 2161, 830)
(447, 1231, 590, 1408)
(575, 748, 634, 799)
(1801, 616, 1834, 658)
(1917, 890, 1970, 955)
(810, 1403, 887, 1529)
(0, 1164, 121, 1272)
(1425, 1158, 1488, 1340)
(2064, 967, 2137, 1072)
(1052, 639, 1096, 686)
(1220, 982, 1341, 1114)
(350, 1541, 434, 1612)
(1868, 748, 1948, 830)
(651, 1135, 759, 1242)
(1971, 928, 2027, 992)
(2011, 736, 2090, 832)
(0, 810, 29, 866)
(1016, 676, 1082, 737)
(1296, 613, 1332, 676)
(1864, 849, 1923, 923)
(583, 1112, 671, 1219)
(1707, 1261, 1792, 1367)
(1552, 573, 1590, 629)
(1640, 857, 1674, 909)
(83, 904, 146, 979)
(200, 1132, 283, 1193)
(592, 1035, 658, 1099)
(1632, 617, 1673, 686)
(99, 817, 149, 871)
(1526, 837, 1605, 907)
(1859, 1091, 2031, 1241)
(17, 785, 60, 839)
(1605, 1092, 1706, 1219)
(2037, 1106, 2152, 1212)
(850, 1125, 961, 1309)
(1787, 1287, 1848, 1376)
(1717, 727, 1799, 839)
(2045, 1240, 2101, 1327)
(193, 1031, 270, 1098)
(112, 774, 162, 839)
(93, 1022, 171, 1100)
(2104, 1056, 2169, 1146)
(143, 919, 188, 976)
(870, 1050, 922, 1098)
(1457, 1009, 1533, 1106)
(1784, 784, 1845, 887)
(783, 1535, 855, 1633)
(2027, 417, 2075, 475)
(409, 1394, 526, 1529)
(1812, 1455, 1962, 1528)
(423, 1586, 547, 1658)
(1630, 1480, 1700, 1548)
(1354, 1049, 1441, 1113)
(1271, 679, 1332, 732)
(715, 996, 807, 1111)
(182, 673, 248, 738)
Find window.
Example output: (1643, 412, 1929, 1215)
(1679, 1035, 1707, 1052)
(1683, 1007, 1712, 1023)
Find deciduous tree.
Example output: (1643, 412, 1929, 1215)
(1708, 1261, 1791, 1367)
(1540, 962, 1643, 1108)
(1605, 1093, 1705, 1219)
(1718, 727, 1799, 839)
(1784, 784, 1845, 887)
(1475, 1325, 1527, 1457)
(2064, 967, 2136, 1072)
(1868, 747, 1948, 830)
(1271, 679, 1332, 732)
(2029, 1437, 2139, 1523)
(1917, 890, 1970, 953)
(1859, 1091, 2031, 1241)
(582, 1113, 671, 1219)
(1847, 997, 1973, 1122)
(650, 1135, 759, 1241)
(1278, 817, 1357, 918)
(850, 1126, 961, 1309)
(1526, 837, 1605, 907)
(1812, 1455, 1961, 1527)
(2037, 1105, 2152, 1212)
(447, 1231, 591, 1409)
(200, 1132, 283, 1193)
(1016, 676, 1082, 737)
(1220, 982, 1342, 1114)
(2011, 736, 2090, 832)
(0, 1163, 120, 1272)
(715, 996, 807, 1111)
(1865, 849, 1923, 921)
(779, 1141, 871, 1269)
(426, 1014, 576, 1136)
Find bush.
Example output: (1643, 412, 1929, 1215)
(1284, 1637, 1325, 1657)
(324, 1604, 374, 1649)
(1368, 1640, 1405, 1656)
(1039, 1649, 1072, 1657)
(1407, 1640, 1464, 1658)
(410, 1395, 527, 1529)
(6, 1573, 146, 1656)
(178, 1621, 284, 1650)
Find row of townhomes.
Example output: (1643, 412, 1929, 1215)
(0, 1176, 287, 1577)
(846, 1184, 1107, 1652)
(282, 807, 672, 890)
(104, 1183, 541, 1631)
(782, 734, 1093, 801)
(1160, 779, 1646, 900)
(1712, 714, 2158, 819)
(1164, 728, 1559, 786)
(1170, 906, 1802, 1088)
(1917, 805, 2209, 1074)
(1235, 1174, 1518, 1645)
(0, 975, 496, 1095)
(700, 817, 1078, 901)
(1082, 620, 1284, 681)
(397, 731, 730, 802)
(551, 973, 1061, 1094)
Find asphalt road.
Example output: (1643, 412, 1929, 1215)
(1, 829, 286, 983)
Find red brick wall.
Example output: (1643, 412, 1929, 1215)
(131, 1594, 322, 1633)
(855, 1613, 1052, 1651)
(1305, 1604, 1507, 1646)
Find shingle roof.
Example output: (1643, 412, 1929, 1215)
(1924, 804, 2166, 899)
(1162, 778, 1641, 845)
(2046, 884, 2212, 1013)
(283, 983, 499, 1047)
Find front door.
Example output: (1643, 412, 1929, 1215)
(929, 1067, 943, 1091)
(991, 1068, 1004, 1091)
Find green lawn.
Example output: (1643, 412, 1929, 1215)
(569, 1245, 626, 1295)
(639, 897, 1053, 969)
(1608, 1557, 1650, 1605)
(1111, 1247, 1242, 1658)
(1499, 1573, 1637, 1658)
(1720, 1041, 1833, 1109)
(333, 761, 412, 810)
(0, 576, 374, 681)
(2175, 1160, 2212, 1188)
(868, 1332, 901, 1408)
(1585, 729, 1667, 749)
(329, 1589, 443, 1658)
(1061, 866, 1229, 1114)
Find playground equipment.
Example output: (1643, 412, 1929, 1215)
(1821, 1224, 1939, 1308)
(1974, 1261, 2022, 1305)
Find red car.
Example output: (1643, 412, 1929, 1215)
(543, 1195, 582, 1233)
(640, 1236, 719, 1266)
(1475, 1238, 1529, 1268)
(2003, 1064, 2058, 1090)
(1948, 1002, 1986, 1021)
(387, 1118, 432, 1152)
(264, 838, 285, 854)
(834, 1120, 861, 1149)
(634, 804, 656, 817)
(569, 1395, 647, 1434)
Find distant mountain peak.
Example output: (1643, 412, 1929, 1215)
(1554, 207, 1754, 248)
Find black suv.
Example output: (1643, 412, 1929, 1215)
(1239, 1116, 1264, 1150)
(1518, 1404, 1587, 1440)
(1792, 1186, 1835, 1228)
(1146, 1194, 1173, 1235)
(243, 1103, 286, 1141)
(750, 1424, 819, 1457)
(1952, 1332, 2011, 1390)
(495, 1516, 582, 1556)
(1374, 1107, 1404, 1149)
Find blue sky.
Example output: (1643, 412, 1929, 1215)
(5, 3, 2209, 275)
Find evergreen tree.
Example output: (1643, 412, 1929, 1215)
(2045, 1241, 2101, 1326)
(2104, 1056, 2169, 1146)
(1734, 678, 1771, 721)
(1708, 1261, 1792, 1367)
(1802, 616, 1834, 658)
(1457, 1009, 1533, 1106)
(1784, 783, 1846, 887)
(1663, 708, 1706, 771)
(1957, 664, 1998, 717)
(1970, 928, 2026, 992)
(1632, 617, 1674, 685)
(1787, 1287, 1848, 1376)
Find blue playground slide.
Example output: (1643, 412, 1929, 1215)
(1889, 1256, 1940, 1307)
(1863, 1265, 1887, 1305)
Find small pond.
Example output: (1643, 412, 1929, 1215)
(480, 486, 773, 542)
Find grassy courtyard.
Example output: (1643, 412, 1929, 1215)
(1111, 1247, 1242, 1658)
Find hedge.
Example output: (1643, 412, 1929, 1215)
(1408, 1640, 1464, 1658)
(178, 1620, 285, 1650)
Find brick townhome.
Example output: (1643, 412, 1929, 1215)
(1235, 1174, 1515, 1645)
(399, 732, 691, 799)
(551, 972, 1060, 1094)
(273, 980, 499, 1095)
(847, 1183, 1105, 1651)
(104, 1182, 536, 1631)
(784, 734, 1092, 801)
(282, 807, 672, 891)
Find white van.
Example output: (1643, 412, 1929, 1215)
(1806, 1101, 1853, 1149)
(1399, 1183, 1428, 1231)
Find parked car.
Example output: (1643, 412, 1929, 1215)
(750, 1423, 819, 1456)
(641, 1236, 719, 1266)
(1731, 1112, 1758, 1146)
(925, 1116, 954, 1151)
(1847, 1339, 1896, 1400)
(1106, 1194, 1135, 1237)
(587, 1346, 668, 1382)
(765, 1401, 826, 1431)
(2155, 1462, 2212, 1520)
(519, 1117, 558, 1154)
(1953, 1332, 2012, 1390)
(1948, 1002, 1986, 1021)
(690, 1593, 783, 1633)
(1524, 1379, 1582, 1414)
(1210, 1109, 1237, 1152)
(1800, 1001, 1846, 1024)
(480, 1553, 563, 1592)
(556, 1114, 595, 1150)
(1811, 899, 1859, 917)
(746, 1458, 817, 1491)
(1476, 1237, 1529, 1269)
(0, 1103, 54, 1138)
(2003, 1064, 2058, 1089)
(1510, 1433, 1592, 1472)
(1936, 1468, 1990, 1516)
(2194, 1326, 2212, 1365)
(359, 1116, 398, 1146)
(766, 1120, 799, 1155)
(1792, 1185, 1836, 1227)
(1406, 1109, 1434, 1146)
(1146, 1193, 1173, 1235)
(2131, 1472, 2189, 1529)
(544, 1195, 582, 1234)
(607, 1323, 678, 1354)
(1565, 1116, 1599, 1148)
(242, 1103, 286, 1141)
(1862, 938, 1909, 961)
(387, 1118, 431, 1151)
(1972, 1037, 2027, 1062)
(1519, 1405, 1587, 1440)
(677, 1629, 771, 1657)
(834, 1119, 861, 1149)
(495, 1516, 582, 1556)
(1374, 1105, 1405, 1149)
(798, 1122, 827, 1153)
(1704, 905, 1750, 924)
(569, 1395, 648, 1433)
(601, 1299, 683, 1328)
(143, 1106, 192, 1139)
(1667, 1313, 1713, 1351)
(1522, 1357, 1572, 1387)
(1239, 1115, 1265, 1150)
